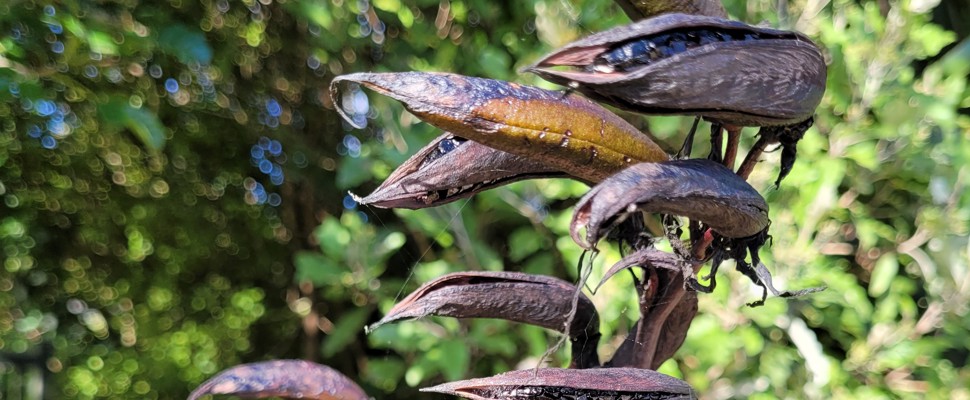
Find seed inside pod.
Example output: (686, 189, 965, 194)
(420, 136, 467, 167)
(528, 13, 827, 127)
(590, 28, 786, 73)
(467, 386, 688, 399)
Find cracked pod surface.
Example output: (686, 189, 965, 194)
(355, 133, 565, 209)
(528, 13, 826, 127)
(422, 367, 696, 400)
(332, 72, 669, 183)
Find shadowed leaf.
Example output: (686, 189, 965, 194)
(571, 159, 768, 249)
(528, 13, 826, 127)
(331, 72, 669, 182)
(421, 367, 696, 399)
(98, 98, 167, 150)
(159, 24, 213, 65)
(355, 133, 564, 209)
(187, 360, 367, 400)
(368, 271, 600, 368)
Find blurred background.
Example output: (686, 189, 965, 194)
(1, 0, 968, 398)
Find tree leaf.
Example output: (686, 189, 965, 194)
(322, 307, 371, 358)
(98, 98, 166, 150)
(158, 25, 213, 65)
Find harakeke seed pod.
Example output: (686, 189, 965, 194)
(528, 13, 827, 127)
(368, 271, 600, 368)
(331, 72, 670, 182)
(188, 360, 367, 400)
(422, 367, 697, 400)
(354, 133, 564, 209)
(614, 0, 726, 21)
(571, 159, 768, 249)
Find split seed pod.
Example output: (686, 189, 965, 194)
(368, 271, 600, 368)
(614, 0, 726, 21)
(528, 13, 827, 127)
(571, 159, 768, 249)
(355, 133, 564, 209)
(187, 360, 367, 400)
(422, 367, 696, 400)
(331, 72, 669, 183)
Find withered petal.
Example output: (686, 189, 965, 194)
(570, 159, 768, 249)
(187, 360, 367, 400)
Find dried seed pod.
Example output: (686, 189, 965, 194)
(614, 0, 726, 21)
(355, 133, 565, 209)
(368, 271, 600, 368)
(421, 367, 696, 400)
(331, 72, 669, 183)
(187, 360, 367, 400)
(571, 159, 768, 249)
(528, 13, 827, 127)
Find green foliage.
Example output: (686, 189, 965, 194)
(1, 0, 968, 399)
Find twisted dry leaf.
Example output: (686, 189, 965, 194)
(331, 72, 669, 182)
(421, 367, 696, 399)
(354, 133, 564, 209)
(527, 13, 826, 128)
(368, 271, 601, 368)
(570, 159, 768, 250)
(187, 360, 367, 400)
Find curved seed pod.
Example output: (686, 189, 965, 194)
(527, 13, 827, 127)
(421, 367, 696, 400)
(571, 159, 768, 249)
(187, 360, 367, 400)
(355, 133, 565, 209)
(614, 0, 726, 21)
(331, 72, 669, 182)
(595, 247, 687, 292)
(368, 271, 601, 368)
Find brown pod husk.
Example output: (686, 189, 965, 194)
(528, 13, 827, 127)
(187, 360, 367, 400)
(331, 72, 669, 183)
(354, 133, 565, 209)
(571, 159, 768, 249)
(614, 0, 726, 20)
(421, 367, 696, 399)
(368, 271, 601, 368)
